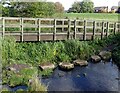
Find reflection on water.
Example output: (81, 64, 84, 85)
(41, 61, 119, 91)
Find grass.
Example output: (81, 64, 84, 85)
(1, 33, 120, 91)
(53, 13, 119, 21)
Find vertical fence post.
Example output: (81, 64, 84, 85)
(35, 18, 37, 31)
(2, 17, 5, 38)
(101, 22, 104, 39)
(114, 22, 116, 35)
(62, 20, 64, 32)
(92, 21, 96, 40)
(68, 19, 71, 39)
(38, 19, 41, 41)
(74, 19, 76, 39)
(83, 20, 86, 40)
(53, 19, 56, 41)
(106, 22, 109, 37)
(20, 18, 23, 42)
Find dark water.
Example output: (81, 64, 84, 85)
(41, 61, 119, 91)
(2, 85, 28, 92)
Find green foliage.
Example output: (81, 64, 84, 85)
(68, 1, 81, 13)
(57, 53, 71, 62)
(2, 37, 17, 67)
(68, 0, 94, 13)
(2, 2, 62, 18)
(78, 41, 95, 59)
(28, 77, 47, 92)
(80, 0, 94, 13)
(39, 69, 53, 77)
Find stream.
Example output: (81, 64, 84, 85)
(41, 60, 119, 92)
(3, 60, 120, 92)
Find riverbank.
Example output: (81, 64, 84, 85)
(1, 33, 120, 92)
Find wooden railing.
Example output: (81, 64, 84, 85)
(0, 17, 120, 41)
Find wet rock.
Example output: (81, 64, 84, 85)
(99, 51, 111, 60)
(8, 64, 31, 72)
(91, 55, 101, 62)
(73, 59, 88, 66)
(58, 72, 64, 77)
(83, 73, 87, 77)
(115, 78, 120, 80)
(59, 62, 74, 70)
(76, 74, 80, 78)
(39, 63, 55, 70)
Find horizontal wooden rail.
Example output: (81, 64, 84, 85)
(0, 17, 119, 41)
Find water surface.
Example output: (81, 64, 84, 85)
(41, 61, 119, 91)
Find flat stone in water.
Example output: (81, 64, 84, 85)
(91, 55, 101, 62)
(73, 59, 88, 66)
(59, 62, 74, 70)
(99, 51, 111, 61)
(39, 63, 55, 70)
(8, 64, 32, 72)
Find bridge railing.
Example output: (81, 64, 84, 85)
(0, 17, 119, 41)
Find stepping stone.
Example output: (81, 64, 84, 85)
(59, 62, 74, 70)
(8, 64, 32, 72)
(91, 55, 101, 62)
(99, 51, 111, 60)
(39, 63, 55, 70)
(73, 59, 88, 66)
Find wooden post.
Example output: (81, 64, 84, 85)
(68, 19, 71, 39)
(62, 20, 64, 32)
(35, 19, 37, 31)
(53, 19, 56, 41)
(38, 19, 41, 41)
(106, 22, 109, 37)
(114, 22, 116, 35)
(92, 21, 96, 40)
(74, 19, 76, 39)
(101, 22, 104, 39)
(83, 20, 86, 40)
(2, 17, 5, 38)
(21, 18, 24, 42)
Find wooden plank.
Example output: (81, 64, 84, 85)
(86, 26, 93, 29)
(5, 33, 21, 35)
(4, 17, 20, 20)
(22, 18, 37, 20)
(76, 26, 84, 28)
(21, 18, 24, 42)
(5, 25, 21, 28)
(2, 18, 5, 38)
(101, 22, 104, 39)
(56, 25, 68, 28)
(68, 19, 71, 39)
(39, 18, 54, 21)
(83, 20, 86, 40)
(92, 21, 96, 40)
(114, 22, 117, 35)
(56, 19, 68, 21)
(53, 19, 56, 41)
(106, 22, 109, 37)
(35, 19, 38, 31)
(62, 20, 64, 32)
(23, 25, 38, 28)
(74, 20, 76, 39)
(40, 25, 54, 28)
(38, 19, 41, 41)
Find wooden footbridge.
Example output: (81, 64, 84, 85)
(0, 17, 120, 41)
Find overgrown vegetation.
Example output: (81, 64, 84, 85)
(1, 33, 120, 92)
